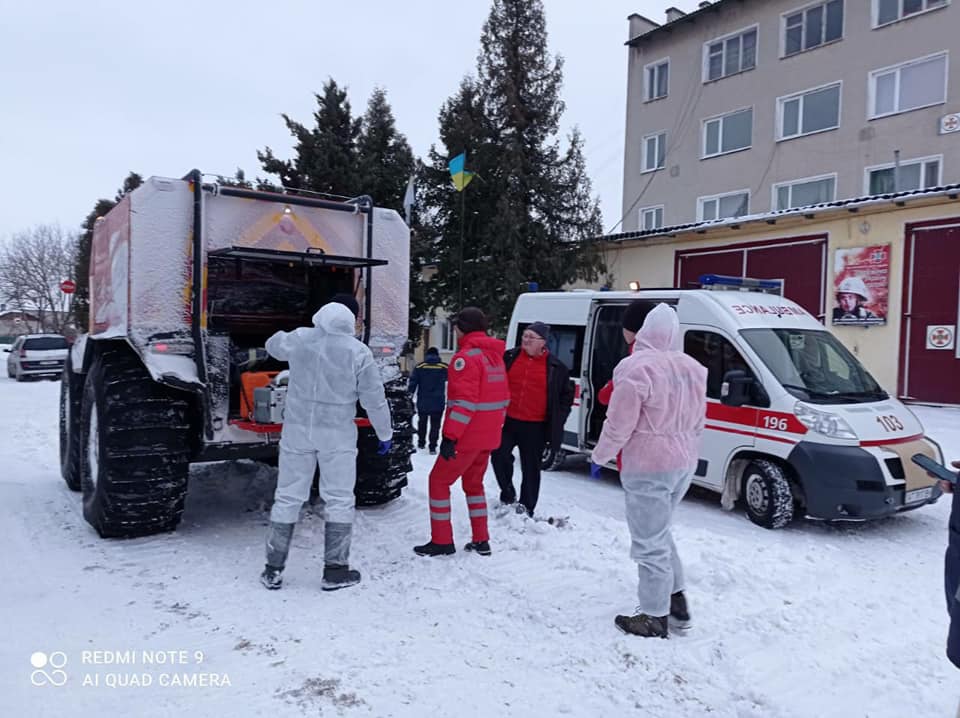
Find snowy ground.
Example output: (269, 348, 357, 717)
(1, 377, 957, 717)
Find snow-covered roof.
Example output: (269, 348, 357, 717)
(599, 183, 960, 245)
(627, 1, 732, 46)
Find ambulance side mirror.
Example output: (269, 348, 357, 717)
(721, 370, 754, 407)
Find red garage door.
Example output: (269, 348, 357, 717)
(675, 235, 827, 318)
(900, 221, 960, 404)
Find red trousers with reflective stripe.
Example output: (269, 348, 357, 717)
(428, 449, 491, 544)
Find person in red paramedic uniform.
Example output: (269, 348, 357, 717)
(413, 308, 510, 557)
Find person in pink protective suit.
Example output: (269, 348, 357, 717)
(591, 302, 707, 638)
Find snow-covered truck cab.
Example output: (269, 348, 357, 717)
(60, 171, 415, 538)
(506, 278, 944, 529)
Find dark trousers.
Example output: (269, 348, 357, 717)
(947, 490, 960, 669)
(491, 417, 545, 514)
(417, 411, 443, 450)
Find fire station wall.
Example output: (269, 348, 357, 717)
(601, 199, 960, 395)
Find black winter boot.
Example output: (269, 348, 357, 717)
(670, 591, 691, 630)
(260, 565, 284, 590)
(321, 564, 361, 591)
(464, 541, 491, 556)
(413, 541, 456, 556)
(614, 612, 669, 638)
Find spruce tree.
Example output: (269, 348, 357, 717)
(422, 0, 605, 331)
(257, 78, 361, 197)
(356, 88, 415, 211)
(74, 172, 142, 331)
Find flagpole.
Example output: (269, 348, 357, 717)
(458, 185, 465, 309)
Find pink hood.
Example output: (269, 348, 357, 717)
(592, 304, 707, 473)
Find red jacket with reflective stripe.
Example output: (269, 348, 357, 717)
(443, 332, 510, 451)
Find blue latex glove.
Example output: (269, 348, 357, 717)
(377, 440, 392, 455)
(590, 462, 602, 479)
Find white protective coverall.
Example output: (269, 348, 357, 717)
(265, 302, 393, 527)
(591, 303, 707, 617)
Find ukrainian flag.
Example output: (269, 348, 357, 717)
(448, 152, 474, 191)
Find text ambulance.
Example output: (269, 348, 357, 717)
(506, 278, 944, 528)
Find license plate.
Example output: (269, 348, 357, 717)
(905, 487, 933, 504)
(40, 361, 58, 366)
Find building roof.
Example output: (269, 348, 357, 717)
(627, 1, 729, 46)
(598, 183, 960, 245)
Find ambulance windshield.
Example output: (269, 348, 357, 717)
(741, 328, 888, 404)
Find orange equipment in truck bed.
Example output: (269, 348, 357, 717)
(239, 371, 280, 420)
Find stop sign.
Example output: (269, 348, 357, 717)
(60, 279, 76, 294)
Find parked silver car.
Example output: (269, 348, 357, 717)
(5, 334, 69, 381)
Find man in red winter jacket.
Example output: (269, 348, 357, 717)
(414, 308, 510, 557)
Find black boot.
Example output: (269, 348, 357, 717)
(614, 612, 669, 638)
(321, 564, 361, 591)
(260, 564, 284, 590)
(670, 591, 691, 630)
(464, 540, 491, 556)
(413, 541, 456, 556)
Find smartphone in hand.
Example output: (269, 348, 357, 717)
(911, 454, 959, 485)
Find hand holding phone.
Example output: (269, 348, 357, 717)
(910, 454, 959, 485)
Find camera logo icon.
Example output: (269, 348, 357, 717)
(30, 651, 68, 687)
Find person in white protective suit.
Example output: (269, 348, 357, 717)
(591, 302, 707, 638)
(259, 294, 393, 591)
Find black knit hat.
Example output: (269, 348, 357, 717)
(330, 293, 360, 318)
(527, 321, 550, 340)
(622, 300, 648, 333)
(455, 307, 488, 334)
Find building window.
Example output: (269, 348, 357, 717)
(439, 319, 457, 352)
(640, 206, 664, 231)
(645, 59, 669, 101)
(777, 82, 841, 139)
(704, 26, 758, 82)
(642, 131, 667, 172)
(703, 108, 753, 157)
(698, 190, 750, 221)
(874, 0, 948, 27)
(865, 155, 942, 193)
(773, 174, 837, 210)
(784, 1, 844, 56)
(869, 52, 948, 118)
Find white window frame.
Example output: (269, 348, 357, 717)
(771, 172, 838, 210)
(872, 0, 949, 28)
(644, 57, 670, 101)
(863, 154, 943, 193)
(641, 131, 667, 173)
(867, 51, 949, 119)
(697, 189, 751, 221)
(776, 80, 842, 140)
(640, 205, 665, 231)
(439, 319, 457, 352)
(781, 0, 845, 57)
(702, 24, 759, 83)
(701, 107, 753, 158)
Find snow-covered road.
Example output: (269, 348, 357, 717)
(1, 376, 957, 716)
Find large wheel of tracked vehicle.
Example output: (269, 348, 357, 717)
(355, 376, 415, 507)
(742, 459, 795, 530)
(59, 353, 84, 491)
(79, 346, 192, 538)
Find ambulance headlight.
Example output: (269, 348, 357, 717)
(794, 402, 857, 440)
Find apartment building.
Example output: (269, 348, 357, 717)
(622, 0, 959, 232)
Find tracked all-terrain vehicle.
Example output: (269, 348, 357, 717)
(60, 170, 415, 538)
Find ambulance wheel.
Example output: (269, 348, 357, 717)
(80, 346, 191, 538)
(742, 460, 794, 530)
(541, 447, 567, 471)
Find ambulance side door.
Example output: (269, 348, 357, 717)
(683, 327, 765, 489)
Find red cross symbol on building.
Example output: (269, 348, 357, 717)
(943, 115, 960, 133)
(930, 327, 952, 347)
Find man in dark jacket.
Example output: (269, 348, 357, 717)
(492, 321, 575, 517)
(942, 460, 960, 671)
(408, 346, 448, 453)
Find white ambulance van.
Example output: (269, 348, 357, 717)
(506, 277, 944, 529)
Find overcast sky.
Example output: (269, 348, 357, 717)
(0, 0, 699, 242)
